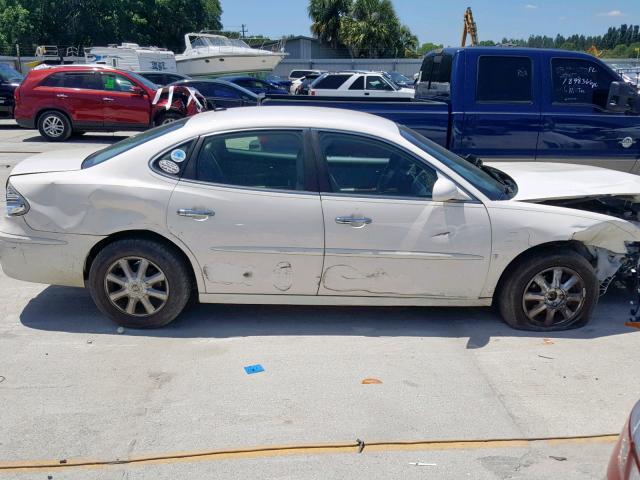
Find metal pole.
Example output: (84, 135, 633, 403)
(15, 44, 22, 73)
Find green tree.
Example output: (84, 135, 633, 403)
(308, 0, 351, 49)
(0, 0, 31, 51)
(339, 0, 407, 58)
(417, 42, 443, 55)
(396, 24, 418, 57)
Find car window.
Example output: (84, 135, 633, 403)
(144, 73, 164, 84)
(366, 76, 392, 91)
(82, 119, 188, 168)
(319, 132, 438, 198)
(100, 73, 136, 92)
(0, 65, 23, 83)
(349, 76, 364, 90)
(212, 84, 240, 98)
(290, 70, 312, 79)
(63, 72, 101, 90)
(551, 58, 616, 109)
(40, 72, 65, 87)
(192, 130, 306, 191)
(151, 140, 195, 177)
(313, 74, 351, 89)
(477, 56, 532, 102)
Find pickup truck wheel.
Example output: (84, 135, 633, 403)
(38, 111, 72, 141)
(154, 112, 183, 126)
(88, 239, 191, 328)
(498, 249, 598, 331)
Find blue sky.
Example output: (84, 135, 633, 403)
(220, 0, 640, 47)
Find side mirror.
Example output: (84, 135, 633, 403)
(130, 85, 145, 96)
(432, 176, 470, 202)
(607, 81, 639, 114)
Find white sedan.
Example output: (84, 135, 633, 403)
(1, 106, 640, 331)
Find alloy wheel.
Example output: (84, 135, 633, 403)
(522, 267, 586, 328)
(42, 115, 64, 137)
(104, 257, 169, 317)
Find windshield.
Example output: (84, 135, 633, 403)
(399, 126, 512, 200)
(125, 70, 160, 91)
(0, 65, 23, 83)
(191, 36, 251, 49)
(82, 119, 188, 168)
(388, 71, 411, 84)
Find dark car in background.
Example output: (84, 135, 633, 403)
(266, 74, 292, 90)
(608, 400, 640, 480)
(137, 71, 191, 86)
(218, 75, 288, 95)
(168, 79, 261, 109)
(0, 64, 23, 118)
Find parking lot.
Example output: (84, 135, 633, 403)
(0, 119, 639, 479)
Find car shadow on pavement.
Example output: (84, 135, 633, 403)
(19, 285, 637, 346)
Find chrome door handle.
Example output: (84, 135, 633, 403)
(102, 97, 114, 102)
(335, 215, 372, 226)
(56, 93, 68, 98)
(177, 208, 215, 220)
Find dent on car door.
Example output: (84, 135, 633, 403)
(167, 129, 324, 295)
(537, 57, 639, 173)
(314, 131, 492, 298)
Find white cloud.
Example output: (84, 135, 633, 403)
(597, 10, 626, 17)
(524, 4, 538, 9)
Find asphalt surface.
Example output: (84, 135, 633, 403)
(0, 119, 639, 479)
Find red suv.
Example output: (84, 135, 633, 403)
(14, 65, 205, 141)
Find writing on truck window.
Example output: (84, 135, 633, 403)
(551, 58, 614, 108)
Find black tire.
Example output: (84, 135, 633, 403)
(154, 111, 183, 127)
(497, 249, 599, 331)
(37, 110, 72, 141)
(88, 238, 192, 328)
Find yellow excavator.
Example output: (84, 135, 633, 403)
(461, 7, 478, 47)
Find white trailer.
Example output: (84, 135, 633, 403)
(84, 43, 177, 72)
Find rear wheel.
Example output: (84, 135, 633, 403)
(498, 249, 598, 331)
(37, 110, 72, 141)
(154, 112, 183, 126)
(88, 239, 191, 328)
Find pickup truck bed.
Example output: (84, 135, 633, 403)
(262, 95, 451, 148)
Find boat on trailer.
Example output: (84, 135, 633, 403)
(175, 33, 286, 77)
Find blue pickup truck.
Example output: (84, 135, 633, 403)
(264, 47, 640, 172)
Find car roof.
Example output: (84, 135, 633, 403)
(137, 71, 187, 76)
(184, 106, 400, 138)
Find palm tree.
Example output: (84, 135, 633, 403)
(308, 0, 351, 49)
(339, 0, 401, 58)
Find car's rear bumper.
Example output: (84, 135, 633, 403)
(14, 117, 35, 129)
(0, 218, 104, 287)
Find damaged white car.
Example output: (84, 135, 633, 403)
(2, 107, 640, 331)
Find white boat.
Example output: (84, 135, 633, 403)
(85, 43, 177, 73)
(175, 33, 286, 77)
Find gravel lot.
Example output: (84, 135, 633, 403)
(0, 119, 638, 479)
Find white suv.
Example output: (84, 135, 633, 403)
(309, 71, 415, 98)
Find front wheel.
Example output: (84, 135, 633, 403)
(88, 239, 192, 328)
(154, 112, 183, 126)
(498, 249, 599, 331)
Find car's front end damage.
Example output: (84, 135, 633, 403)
(488, 162, 640, 315)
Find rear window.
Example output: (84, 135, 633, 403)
(313, 74, 351, 89)
(290, 70, 313, 79)
(82, 119, 188, 168)
(420, 53, 453, 86)
(477, 56, 532, 103)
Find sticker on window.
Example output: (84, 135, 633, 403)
(158, 159, 180, 174)
(104, 76, 115, 90)
(170, 149, 186, 163)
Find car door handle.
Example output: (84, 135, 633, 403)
(56, 93, 68, 98)
(102, 97, 114, 102)
(177, 208, 215, 220)
(335, 215, 372, 226)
